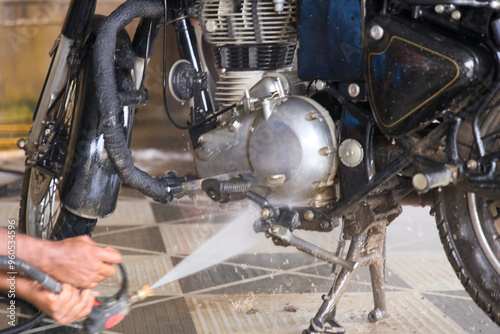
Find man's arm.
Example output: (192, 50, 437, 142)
(0, 228, 121, 288)
(0, 273, 97, 325)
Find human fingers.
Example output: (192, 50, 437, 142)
(95, 247, 122, 264)
(53, 285, 81, 324)
(81, 291, 96, 317)
(69, 290, 94, 321)
(99, 262, 117, 278)
(59, 288, 94, 325)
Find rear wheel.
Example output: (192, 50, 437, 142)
(433, 105, 500, 325)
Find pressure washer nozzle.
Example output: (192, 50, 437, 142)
(130, 285, 154, 304)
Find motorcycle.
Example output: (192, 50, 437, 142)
(17, 0, 500, 332)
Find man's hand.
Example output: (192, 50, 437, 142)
(44, 236, 122, 289)
(26, 281, 98, 325)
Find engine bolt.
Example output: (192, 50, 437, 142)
(16, 138, 26, 149)
(451, 10, 461, 21)
(348, 83, 360, 98)
(319, 147, 332, 156)
(304, 210, 314, 221)
(261, 208, 271, 219)
(205, 20, 217, 33)
(270, 225, 281, 234)
(45, 128, 51, 135)
(228, 119, 240, 132)
(369, 25, 384, 40)
(467, 159, 478, 170)
(315, 80, 326, 91)
(348, 220, 362, 235)
(306, 112, 318, 121)
(434, 4, 444, 14)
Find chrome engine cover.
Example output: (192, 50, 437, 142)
(195, 79, 338, 202)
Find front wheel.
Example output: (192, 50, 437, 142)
(19, 167, 97, 239)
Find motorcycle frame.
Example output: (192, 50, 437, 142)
(25, 0, 500, 331)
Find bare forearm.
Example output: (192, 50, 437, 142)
(0, 273, 37, 302)
(0, 228, 50, 272)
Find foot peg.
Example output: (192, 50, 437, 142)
(412, 164, 457, 193)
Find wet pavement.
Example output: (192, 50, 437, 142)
(0, 103, 498, 333)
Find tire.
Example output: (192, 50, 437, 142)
(19, 168, 97, 239)
(19, 16, 133, 240)
(433, 105, 500, 325)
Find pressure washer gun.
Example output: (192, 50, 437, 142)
(83, 264, 154, 334)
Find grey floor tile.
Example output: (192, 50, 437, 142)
(113, 297, 197, 334)
(92, 225, 139, 235)
(226, 253, 319, 271)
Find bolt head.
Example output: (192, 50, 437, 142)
(434, 4, 444, 13)
(348, 83, 360, 98)
(304, 210, 314, 221)
(451, 10, 461, 21)
(16, 138, 26, 149)
(467, 159, 478, 170)
(314, 80, 326, 91)
(306, 112, 318, 121)
(228, 119, 240, 132)
(261, 208, 271, 219)
(369, 25, 384, 40)
(270, 224, 281, 233)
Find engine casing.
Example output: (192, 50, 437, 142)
(195, 78, 338, 202)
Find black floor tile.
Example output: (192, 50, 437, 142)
(151, 202, 185, 223)
(92, 226, 166, 253)
(172, 257, 272, 293)
(205, 273, 334, 295)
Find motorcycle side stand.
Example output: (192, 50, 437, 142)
(304, 218, 389, 334)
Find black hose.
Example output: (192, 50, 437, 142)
(0, 257, 62, 294)
(93, 0, 179, 203)
(0, 312, 45, 334)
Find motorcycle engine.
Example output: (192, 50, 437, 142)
(199, 0, 297, 107)
(196, 0, 338, 205)
(194, 75, 339, 204)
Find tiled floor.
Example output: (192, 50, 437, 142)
(0, 93, 498, 333)
(0, 176, 498, 333)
